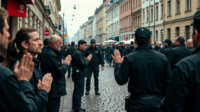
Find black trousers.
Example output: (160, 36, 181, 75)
(129, 98, 161, 112)
(86, 66, 99, 91)
(46, 97, 61, 112)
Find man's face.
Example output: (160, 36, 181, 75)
(79, 44, 87, 51)
(107, 45, 110, 47)
(154, 42, 159, 47)
(174, 37, 180, 47)
(90, 42, 96, 48)
(53, 37, 62, 51)
(0, 19, 10, 51)
(112, 44, 115, 47)
(164, 42, 168, 47)
(27, 32, 43, 55)
(130, 44, 134, 47)
(100, 44, 102, 47)
(121, 43, 125, 47)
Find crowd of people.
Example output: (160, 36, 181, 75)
(1, 6, 200, 112)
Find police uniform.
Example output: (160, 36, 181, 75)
(114, 27, 172, 112)
(161, 10, 200, 112)
(84, 39, 104, 95)
(189, 46, 196, 54)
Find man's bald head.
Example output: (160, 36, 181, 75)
(49, 35, 62, 51)
(186, 39, 193, 48)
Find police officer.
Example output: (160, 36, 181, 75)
(112, 27, 172, 112)
(186, 39, 196, 53)
(72, 40, 92, 112)
(126, 41, 135, 54)
(162, 39, 172, 57)
(161, 10, 200, 112)
(119, 42, 126, 57)
(154, 41, 162, 53)
(84, 39, 104, 95)
(168, 36, 192, 68)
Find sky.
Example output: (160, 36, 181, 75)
(59, 0, 103, 39)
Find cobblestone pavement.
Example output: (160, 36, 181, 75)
(60, 64, 128, 112)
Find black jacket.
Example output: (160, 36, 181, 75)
(99, 47, 105, 53)
(154, 47, 162, 53)
(72, 48, 90, 79)
(110, 46, 116, 55)
(162, 46, 172, 57)
(161, 46, 200, 112)
(37, 47, 47, 61)
(119, 46, 126, 57)
(168, 44, 192, 69)
(0, 55, 4, 63)
(66, 46, 76, 56)
(84, 46, 104, 67)
(0, 65, 39, 112)
(11, 52, 48, 112)
(41, 46, 68, 98)
(126, 46, 135, 54)
(189, 46, 196, 54)
(114, 44, 172, 96)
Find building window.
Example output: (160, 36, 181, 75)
(156, 6, 158, 20)
(168, 1, 171, 16)
(147, 10, 148, 22)
(168, 28, 171, 39)
(143, 11, 145, 23)
(187, 0, 191, 11)
(176, 27, 180, 36)
(161, 29, 163, 42)
(156, 30, 158, 41)
(161, 4, 163, 18)
(151, 9, 153, 22)
(177, 0, 180, 13)
(186, 26, 190, 40)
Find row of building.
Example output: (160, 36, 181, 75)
(73, 0, 198, 44)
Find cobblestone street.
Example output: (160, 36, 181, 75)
(60, 64, 128, 112)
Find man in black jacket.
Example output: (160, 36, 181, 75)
(154, 41, 162, 53)
(168, 36, 192, 68)
(66, 41, 77, 78)
(161, 10, 200, 112)
(126, 41, 135, 54)
(84, 39, 104, 95)
(41, 35, 71, 112)
(186, 39, 196, 53)
(119, 42, 126, 57)
(99, 44, 105, 61)
(37, 38, 49, 61)
(112, 27, 172, 112)
(162, 39, 172, 57)
(72, 40, 92, 112)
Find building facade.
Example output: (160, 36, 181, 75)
(163, 0, 199, 42)
(106, 0, 120, 42)
(92, 15, 96, 39)
(119, 0, 132, 41)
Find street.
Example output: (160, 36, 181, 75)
(60, 64, 128, 112)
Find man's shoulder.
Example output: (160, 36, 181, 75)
(0, 65, 15, 84)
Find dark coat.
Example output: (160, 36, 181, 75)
(161, 46, 200, 112)
(11, 52, 48, 112)
(0, 55, 4, 63)
(110, 46, 116, 55)
(114, 44, 172, 97)
(154, 47, 162, 53)
(189, 46, 196, 54)
(126, 46, 135, 54)
(119, 46, 126, 57)
(66, 46, 76, 56)
(41, 46, 68, 98)
(105, 47, 111, 60)
(72, 48, 90, 79)
(168, 44, 192, 69)
(0, 65, 39, 112)
(37, 47, 47, 61)
(84, 46, 104, 67)
(162, 46, 172, 57)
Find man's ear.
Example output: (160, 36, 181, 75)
(134, 39, 137, 44)
(149, 38, 152, 43)
(195, 30, 200, 41)
(21, 41, 28, 49)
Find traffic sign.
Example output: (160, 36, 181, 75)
(64, 34, 68, 38)
(44, 30, 50, 36)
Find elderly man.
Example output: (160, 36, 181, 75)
(186, 39, 196, 53)
(41, 35, 72, 112)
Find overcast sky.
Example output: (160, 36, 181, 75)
(59, 0, 103, 38)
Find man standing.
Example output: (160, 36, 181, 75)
(112, 27, 172, 112)
(72, 40, 92, 112)
(84, 39, 104, 95)
(162, 39, 172, 57)
(186, 39, 196, 53)
(37, 38, 49, 61)
(168, 36, 192, 68)
(66, 41, 77, 78)
(41, 35, 71, 112)
(161, 10, 200, 112)
(99, 44, 105, 61)
(119, 42, 126, 57)
(154, 41, 162, 53)
(105, 44, 111, 64)
(110, 44, 116, 66)
(126, 41, 135, 54)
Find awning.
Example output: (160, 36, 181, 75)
(17, 0, 35, 5)
(7, 0, 27, 17)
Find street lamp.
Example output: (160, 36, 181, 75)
(63, 4, 76, 45)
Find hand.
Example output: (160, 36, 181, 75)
(87, 54, 93, 61)
(63, 55, 72, 65)
(38, 73, 53, 93)
(101, 67, 104, 71)
(111, 50, 124, 64)
(14, 53, 34, 81)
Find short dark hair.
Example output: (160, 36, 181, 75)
(78, 40, 86, 47)
(154, 41, 158, 44)
(136, 37, 149, 46)
(0, 8, 8, 34)
(43, 38, 49, 46)
(176, 36, 185, 44)
(71, 41, 75, 46)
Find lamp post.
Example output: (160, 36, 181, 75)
(63, 5, 76, 45)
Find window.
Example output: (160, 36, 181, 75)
(156, 31, 158, 41)
(151, 9, 153, 22)
(176, 27, 180, 36)
(177, 0, 180, 13)
(161, 4, 163, 18)
(168, 29, 171, 39)
(187, 0, 191, 11)
(147, 10, 148, 22)
(156, 6, 158, 20)
(168, 1, 171, 16)
(186, 26, 190, 40)
(143, 11, 145, 23)
(161, 29, 163, 42)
